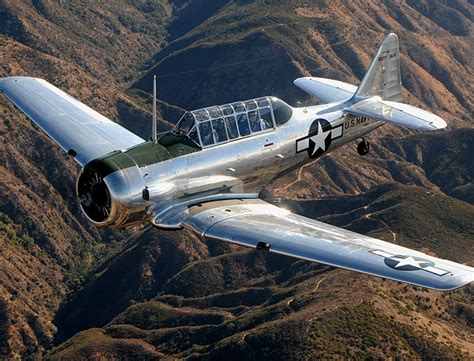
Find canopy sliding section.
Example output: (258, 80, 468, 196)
(173, 97, 293, 149)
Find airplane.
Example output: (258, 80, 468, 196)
(1, 33, 472, 291)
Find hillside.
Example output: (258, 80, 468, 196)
(268, 128, 474, 201)
(48, 183, 474, 359)
(0, 0, 472, 359)
(0, 0, 175, 356)
(132, 0, 473, 128)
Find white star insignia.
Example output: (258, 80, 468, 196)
(370, 250, 449, 276)
(392, 256, 429, 269)
(309, 122, 331, 156)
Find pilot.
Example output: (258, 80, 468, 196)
(225, 117, 238, 139)
(237, 114, 250, 136)
(213, 120, 228, 142)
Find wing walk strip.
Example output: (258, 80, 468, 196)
(182, 199, 474, 291)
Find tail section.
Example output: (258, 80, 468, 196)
(294, 33, 446, 131)
(354, 33, 403, 102)
(347, 33, 447, 131)
(294, 33, 403, 104)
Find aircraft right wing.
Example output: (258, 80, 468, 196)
(181, 199, 474, 291)
(0, 77, 145, 166)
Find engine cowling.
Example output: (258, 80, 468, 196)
(77, 168, 113, 224)
(76, 156, 150, 229)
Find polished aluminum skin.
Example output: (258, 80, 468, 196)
(0, 77, 144, 166)
(94, 99, 381, 230)
(183, 200, 474, 291)
(1, 33, 471, 290)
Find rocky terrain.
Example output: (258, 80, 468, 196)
(0, 0, 472, 359)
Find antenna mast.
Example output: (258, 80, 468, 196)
(152, 75, 157, 144)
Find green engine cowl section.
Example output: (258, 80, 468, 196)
(84, 132, 201, 177)
(77, 132, 201, 228)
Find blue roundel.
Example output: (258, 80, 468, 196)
(384, 255, 435, 271)
(307, 118, 332, 159)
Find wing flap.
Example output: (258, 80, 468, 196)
(183, 199, 473, 291)
(346, 98, 447, 131)
(294, 77, 357, 103)
(0, 77, 145, 165)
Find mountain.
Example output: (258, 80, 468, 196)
(132, 0, 472, 129)
(47, 182, 474, 359)
(0, 0, 472, 358)
(0, 0, 175, 356)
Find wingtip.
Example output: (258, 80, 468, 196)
(437, 272, 474, 291)
(0, 77, 46, 91)
(425, 115, 447, 131)
(385, 32, 399, 41)
(293, 77, 310, 85)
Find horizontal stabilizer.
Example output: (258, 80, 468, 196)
(345, 98, 447, 131)
(294, 77, 357, 103)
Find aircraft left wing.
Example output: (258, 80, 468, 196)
(0, 77, 145, 165)
(181, 199, 473, 291)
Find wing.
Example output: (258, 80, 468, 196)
(180, 199, 473, 291)
(293, 77, 357, 103)
(346, 98, 447, 131)
(0, 77, 145, 165)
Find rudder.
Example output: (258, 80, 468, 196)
(354, 33, 403, 102)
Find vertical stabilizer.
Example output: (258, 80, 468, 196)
(354, 33, 403, 102)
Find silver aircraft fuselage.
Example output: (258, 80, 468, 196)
(7, 33, 472, 292)
(78, 97, 381, 230)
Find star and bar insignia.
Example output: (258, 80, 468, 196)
(296, 118, 343, 159)
(371, 250, 449, 276)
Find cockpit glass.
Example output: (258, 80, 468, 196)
(258, 107, 273, 129)
(207, 106, 223, 118)
(256, 97, 270, 107)
(188, 125, 200, 145)
(187, 96, 290, 148)
(231, 102, 245, 113)
(193, 109, 210, 122)
(237, 113, 251, 136)
(248, 110, 261, 133)
(221, 104, 234, 116)
(270, 97, 293, 126)
(244, 100, 257, 111)
(174, 112, 195, 134)
(212, 118, 228, 143)
(198, 121, 215, 146)
(225, 116, 238, 139)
